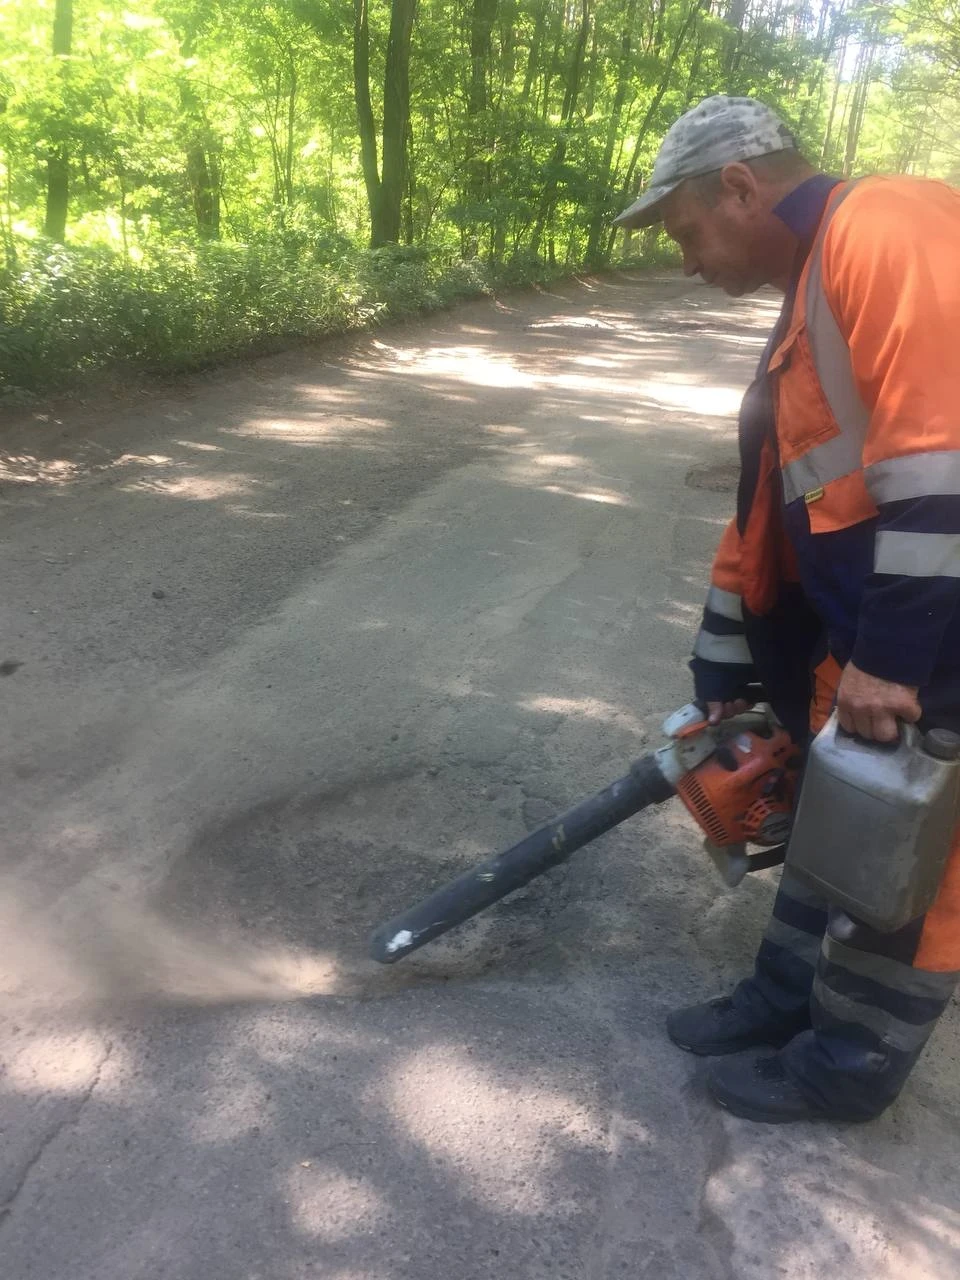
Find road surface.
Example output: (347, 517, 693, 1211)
(1, 273, 958, 1279)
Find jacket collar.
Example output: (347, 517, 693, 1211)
(775, 175, 844, 291)
(773, 173, 842, 243)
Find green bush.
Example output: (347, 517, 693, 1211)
(0, 236, 503, 393)
(0, 234, 646, 395)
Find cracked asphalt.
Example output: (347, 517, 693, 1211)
(2, 273, 959, 1278)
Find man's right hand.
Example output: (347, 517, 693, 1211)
(706, 698, 754, 725)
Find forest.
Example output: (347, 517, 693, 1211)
(3, 0, 959, 391)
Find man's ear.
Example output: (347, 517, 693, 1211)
(719, 162, 760, 208)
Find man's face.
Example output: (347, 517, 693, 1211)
(660, 174, 769, 297)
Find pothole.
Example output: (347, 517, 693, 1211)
(526, 321, 616, 337)
(148, 768, 579, 1002)
(640, 318, 707, 335)
(684, 462, 739, 493)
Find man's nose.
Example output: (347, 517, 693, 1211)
(682, 251, 701, 277)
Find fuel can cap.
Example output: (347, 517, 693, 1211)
(923, 728, 960, 762)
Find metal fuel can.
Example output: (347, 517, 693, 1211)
(786, 711, 960, 932)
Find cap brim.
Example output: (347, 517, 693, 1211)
(612, 181, 679, 229)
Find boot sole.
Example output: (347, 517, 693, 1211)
(707, 1077, 876, 1124)
(667, 1028, 792, 1057)
(708, 1085, 812, 1123)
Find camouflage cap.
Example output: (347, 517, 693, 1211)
(613, 95, 798, 229)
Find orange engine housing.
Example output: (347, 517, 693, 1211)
(675, 724, 801, 847)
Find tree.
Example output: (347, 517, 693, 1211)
(528, 0, 592, 261)
(842, 17, 881, 175)
(585, 0, 639, 263)
(353, 0, 417, 247)
(602, 0, 707, 262)
(6, 0, 959, 266)
(44, 0, 73, 241)
(463, 0, 499, 254)
(178, 28, 221, 239)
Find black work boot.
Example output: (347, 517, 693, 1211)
(666, 996, 799, 1057)
(707, 1052, 875, 1124)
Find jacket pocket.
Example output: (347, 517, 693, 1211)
(770, 325, 877, 532)
(769, 325, 841, 473)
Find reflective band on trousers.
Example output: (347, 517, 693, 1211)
(812, 977, 941, 1053)
(866, 449, 960, 504)
(705, 585, 743, 621)
(875, 530, 960, 578)
(780, 183, 869, 507)
(694, 629, 752, 664)
(824, 933, 959, 1003)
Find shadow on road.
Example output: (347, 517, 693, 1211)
(2, 273, 958, 1279)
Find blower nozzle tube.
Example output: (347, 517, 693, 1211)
(369, 755, 674, 964)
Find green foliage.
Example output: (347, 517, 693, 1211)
(0, 234, 500, 391)
(3, 0, 957, 392)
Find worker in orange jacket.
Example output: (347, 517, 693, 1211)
(615, 96, 960, 1123)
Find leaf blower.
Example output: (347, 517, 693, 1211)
(369, 700, 802, 964)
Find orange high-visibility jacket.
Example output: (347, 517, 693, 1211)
(690, 175, 960, 970)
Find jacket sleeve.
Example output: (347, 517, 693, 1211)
(689, 517, 758, 704)
(825, 180, 960, 688)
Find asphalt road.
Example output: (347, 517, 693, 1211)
(1, 274, 959, 1279)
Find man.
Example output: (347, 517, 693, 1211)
(614, 95, 960, 1123)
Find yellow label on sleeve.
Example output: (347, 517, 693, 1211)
(804, 487, 825, 505)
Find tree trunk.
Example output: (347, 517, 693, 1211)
(722, 0, 747, 89)
(185, 136, 219, 238)
(178, 27, 220, 240)
(606, 0, 705, 261)
(620, 0, 704, 195)
(465, 0, 498, 254)
(683, 28, 704, 106)
(2, 141, 16, 266)
(528, 0, 591, 259)
(520, 0, 548, 106)
(404, 125, 416, 244)
(43, 0, 73, 242)
(653, 0, 666, 56)
(355, 0, 417, 247)
(496, 0, 519, 100)
(585, 0, 638, 264)
(284, 57, 298, 205)
(820, 29, 848, 168)
(353, 0, 383, 244)
(843, 29, 877, 176)
(468, 0, 497, 122)
(378, 0, 417, 246)
(583, 15, 600, 118)
(799, 0, 843, 139)
(540, 10, 567, 123)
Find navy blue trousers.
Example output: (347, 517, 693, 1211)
(731, 869, 958, 1118)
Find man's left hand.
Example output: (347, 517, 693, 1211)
(836, 661, 921, 743)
